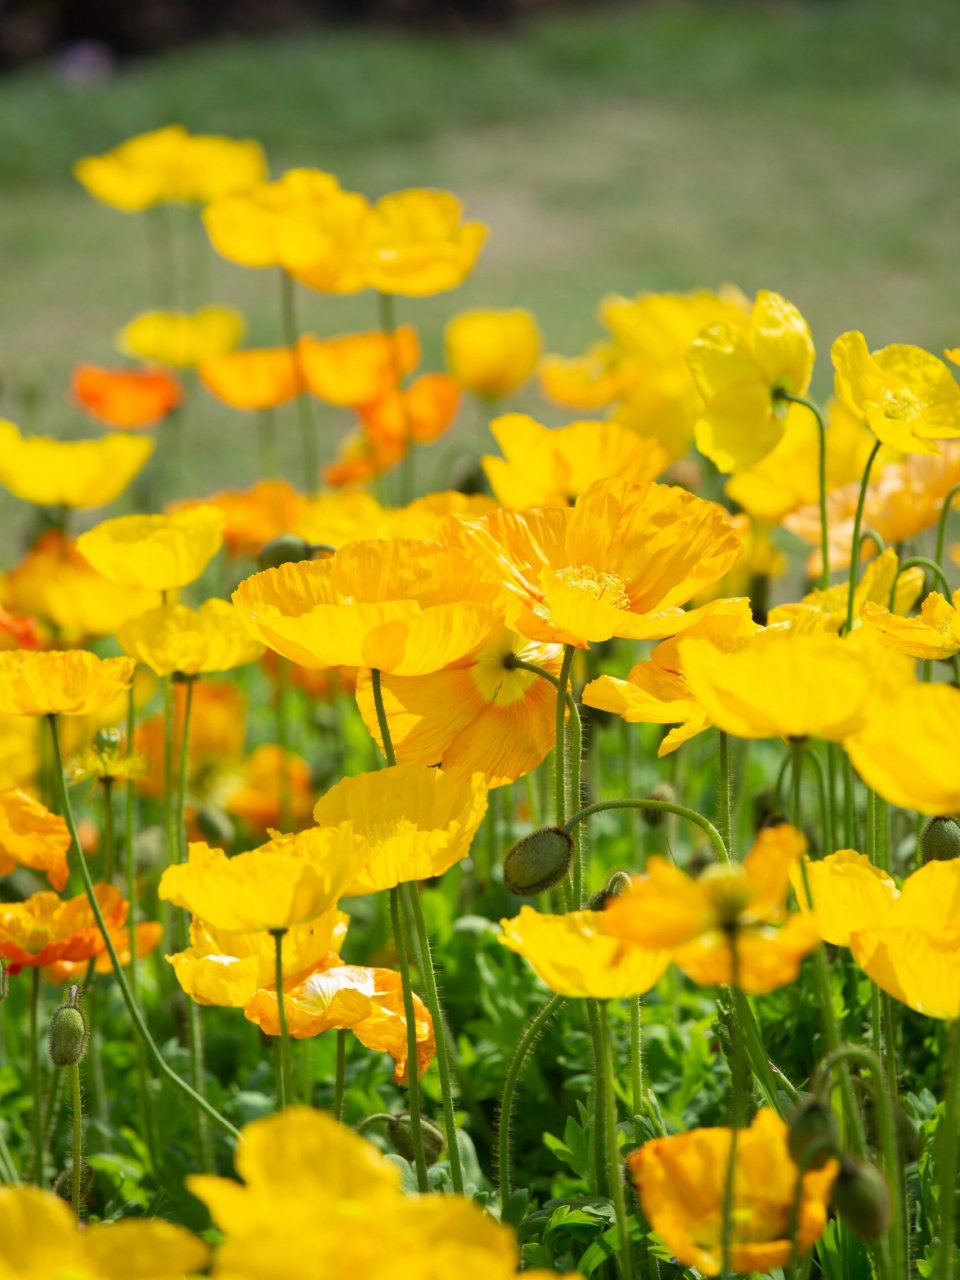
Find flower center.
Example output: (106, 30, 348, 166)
(880, 386, 920, 421)
(554, 564, 631, 610)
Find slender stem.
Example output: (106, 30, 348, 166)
(734, 987, 795, 1112)
(802, 747, 833, 856)
(258, 406, 279, 479)
(175, 676, 195, 862)
(721, 939, 748, 1276)
(70, 1062, 82, 1222)
(717, 730, 733, 857)
(629, 998, 644, 1141)
(564, 798, 729, 865)
(936, 483, 960, 568)
(405, 883, 464, 1193)
(271, 929, 292, 1111)
(777, 392, 830, 589)
(826, 743, 840, 856)
(842, 753, 856, 849)
(378, 291, 414, 502)
(858, 529, 886, 559)
(29, 967, 42, 1185)
(390, 886, 428, 1191)
(280, 270, 318, 490)
(497, 994, 566, 1216)
(844, 439, 882, 633)
(124, 685, 138, 1000)
(274, 659, 292, 830)
(554, 645, 575, 829)
(599, 1002, 634, 1280)
(896, 555, 953, 597)
(937, 1019, 960, 1280)
(101, 778, 115, 883)
(187, 1001, 214, 1170)
(567, 672, 584, 907)
(334, 1030, 347, 1122)
(586, 998, 608, 1197)
(46, 716, 240, 1140)
(370, 668, 396, 767)
(162, 676, 177, 867)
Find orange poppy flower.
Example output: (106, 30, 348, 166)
(323, 430, 404, 488)
(298, 328, 419, 407)
(359, 374, 461, 446)
(199, 348, 301, 411)
(170, 483, 309, 562)
(0, 606, 40, 651)
(0, 884, 126, 973)
(71, 364, 183, 430)
(0, 789, 70, 891)
(43, 920, 163, 983)
(136, 678, 246, 800)
(224, 744, 315, 833)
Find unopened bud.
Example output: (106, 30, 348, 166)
(195, 804, 236, 850)
(387, 1113, 445, 1164)
(921, 816, 960, 864)
(503, 827, 573, 896)
(588, 870, 633, 912)
(641, 782, 675, 828)
(257, 534, 313, 572)
(787, 1097, 840, 1171)
(48, 987, 88, 1067)
(93, 727, 122, 754)
(832, 1156, 891, 1240)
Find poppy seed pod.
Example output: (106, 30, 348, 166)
(48, 987, 88, 1067)
(921, 816, 960, 863)
(787, 1097, 840, 1171)
(503, 827, 574, 896)
(588, 869, 633, 912)
(387, 1113, 445, 1165)
(256, 533, 313, 572)
(831, 1155, 891, 1240)
(641, 782, 676, 827)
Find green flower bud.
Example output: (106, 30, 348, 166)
(48, 987, 88, 1068)
(641, 782, 675, 827)
(921, 816, 960, 864)
(588, 870, 633, 912)
(753, 787, 786, 833)
(832, 1155, 891, 1240)
(503, 827, 573, 896)
(195, 803, 236, 850)
(387, 1113, 445, 1165)
(93, 727, 123, 754)
(787, 1097, 840, 1171)
(257, 533, 313, 572)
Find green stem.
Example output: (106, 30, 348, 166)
(390, 886, 428, 1191)
(70, 1062, 82, 1222)
(280, 270, 318, 490)
(101, 778, 115, 883)
(717, 729, 733, 857)
(629, 998, 644, 1141)
(564, 798, 729, 865)
(937, 1019, 960, 1280)
(274, 658, 292, 830)
(124, 685, 138, 1000)
(585, 998, 607, 1197)
(555, 645, 575, 828)
(29, 967, 42, 1185)
(844, 439, 882, 633)
(175, 676, 195, 862)
(405, 882, 464, 1193)
(162, 676, 177, 867)
(46, 716, 240, 1140)
(802, 747, 833, 856)
(895, 555, 953, 597)
(936, 483, 960, 568)
(497, 994, 566, 1216)
(599, 1002, 634, 1280)
(334, 1030, 347, 1122)
(777, 392, 830, 589)
(370, 668, 396, 767)
(377, 291, 414, 502)
(271, 929, 292, 1111)
(721, 940, 748, 1277)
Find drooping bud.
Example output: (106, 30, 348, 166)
(640, 782, 675, 827)
(831, 1155, 891, 1240)
(387, 1113, 446, 1164)
(588, 870, 633, 912)
(195, 803, 236, 850)
(503, 827, 574, 896)
(257, 533, 313, 572)
(921, 816, 960, 864)
(787, 1097, 840, 1171)
(48, 986, 88, 1068)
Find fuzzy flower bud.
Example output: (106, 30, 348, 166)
(921, 816, 960, 864)
(787, 1097, 840, 1171)
(503, 827, 573, 896)
(48, 986, 88, 1068)
(832, 1155, 891, 1240)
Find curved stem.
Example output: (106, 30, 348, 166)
(271, 929, 292, 1111)
(46, 716, 240, 1141)
(599, 1002, 634, 1280)
(280, 270, 318, 490)
(564, 798, 729, 865)
(802, 746, 833, 856)
(936, 483, 960, 568)
(497, 993, 566, 1216)
(70, 1062, 82, 1222)
(844, 439, 882, 633)
(896, 555, 953, 597)
(777, 392, 830, 589)
(858, 529, 887, 559)
(390, 886, 428, 1191)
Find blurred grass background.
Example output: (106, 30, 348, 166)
(0, 0, 955, 517)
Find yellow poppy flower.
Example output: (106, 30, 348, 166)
(118, 599, 264, 677)
(688, 289, 814, 473)
(360, 188, 488, 296)
(188, 1108, 532, 1280)
(0, 1184, 206, 1280)
(539, 345, 625, 410)
(232, 539, 502, 674)
(77, 505, 225, 591)
(355, 629, 562, 788)
(200, 347, 301, 411)
(244, 956, 435, 1083)
(849, 860, 960, 1018)
(0, 420, 153, 510)
(73, 124, 266, 211)
(603, 824, 820, 994)
(444, 308, 541, 399)
(481, 414, 667, 509)
(0, 883, 126, 972)
(861, 589, 960, 660)
(499, 906, 668, 999)
(298, 327, 420, 406)
(0, 650, 135, 717)
(312, 764, 488, 896)
(168, 910, 348, 1007)
(377, 491, 498, 540)
(0, 789, 70, 891)
(791, 850, 898, 947)
(203, 169, 370, 292)
(767, 548, 923, 635)
(159, 830, 356, 934)
(582, 597, 758, 756)
(630, 1108, 838, 1277)
(2, 532, 161, 642)
(832, 331, 960, 454)
(446, 477, 743, 649)
(846, 681, 960, 815)
(171, 482, 309, 562)
(117, 306, 245, 368)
